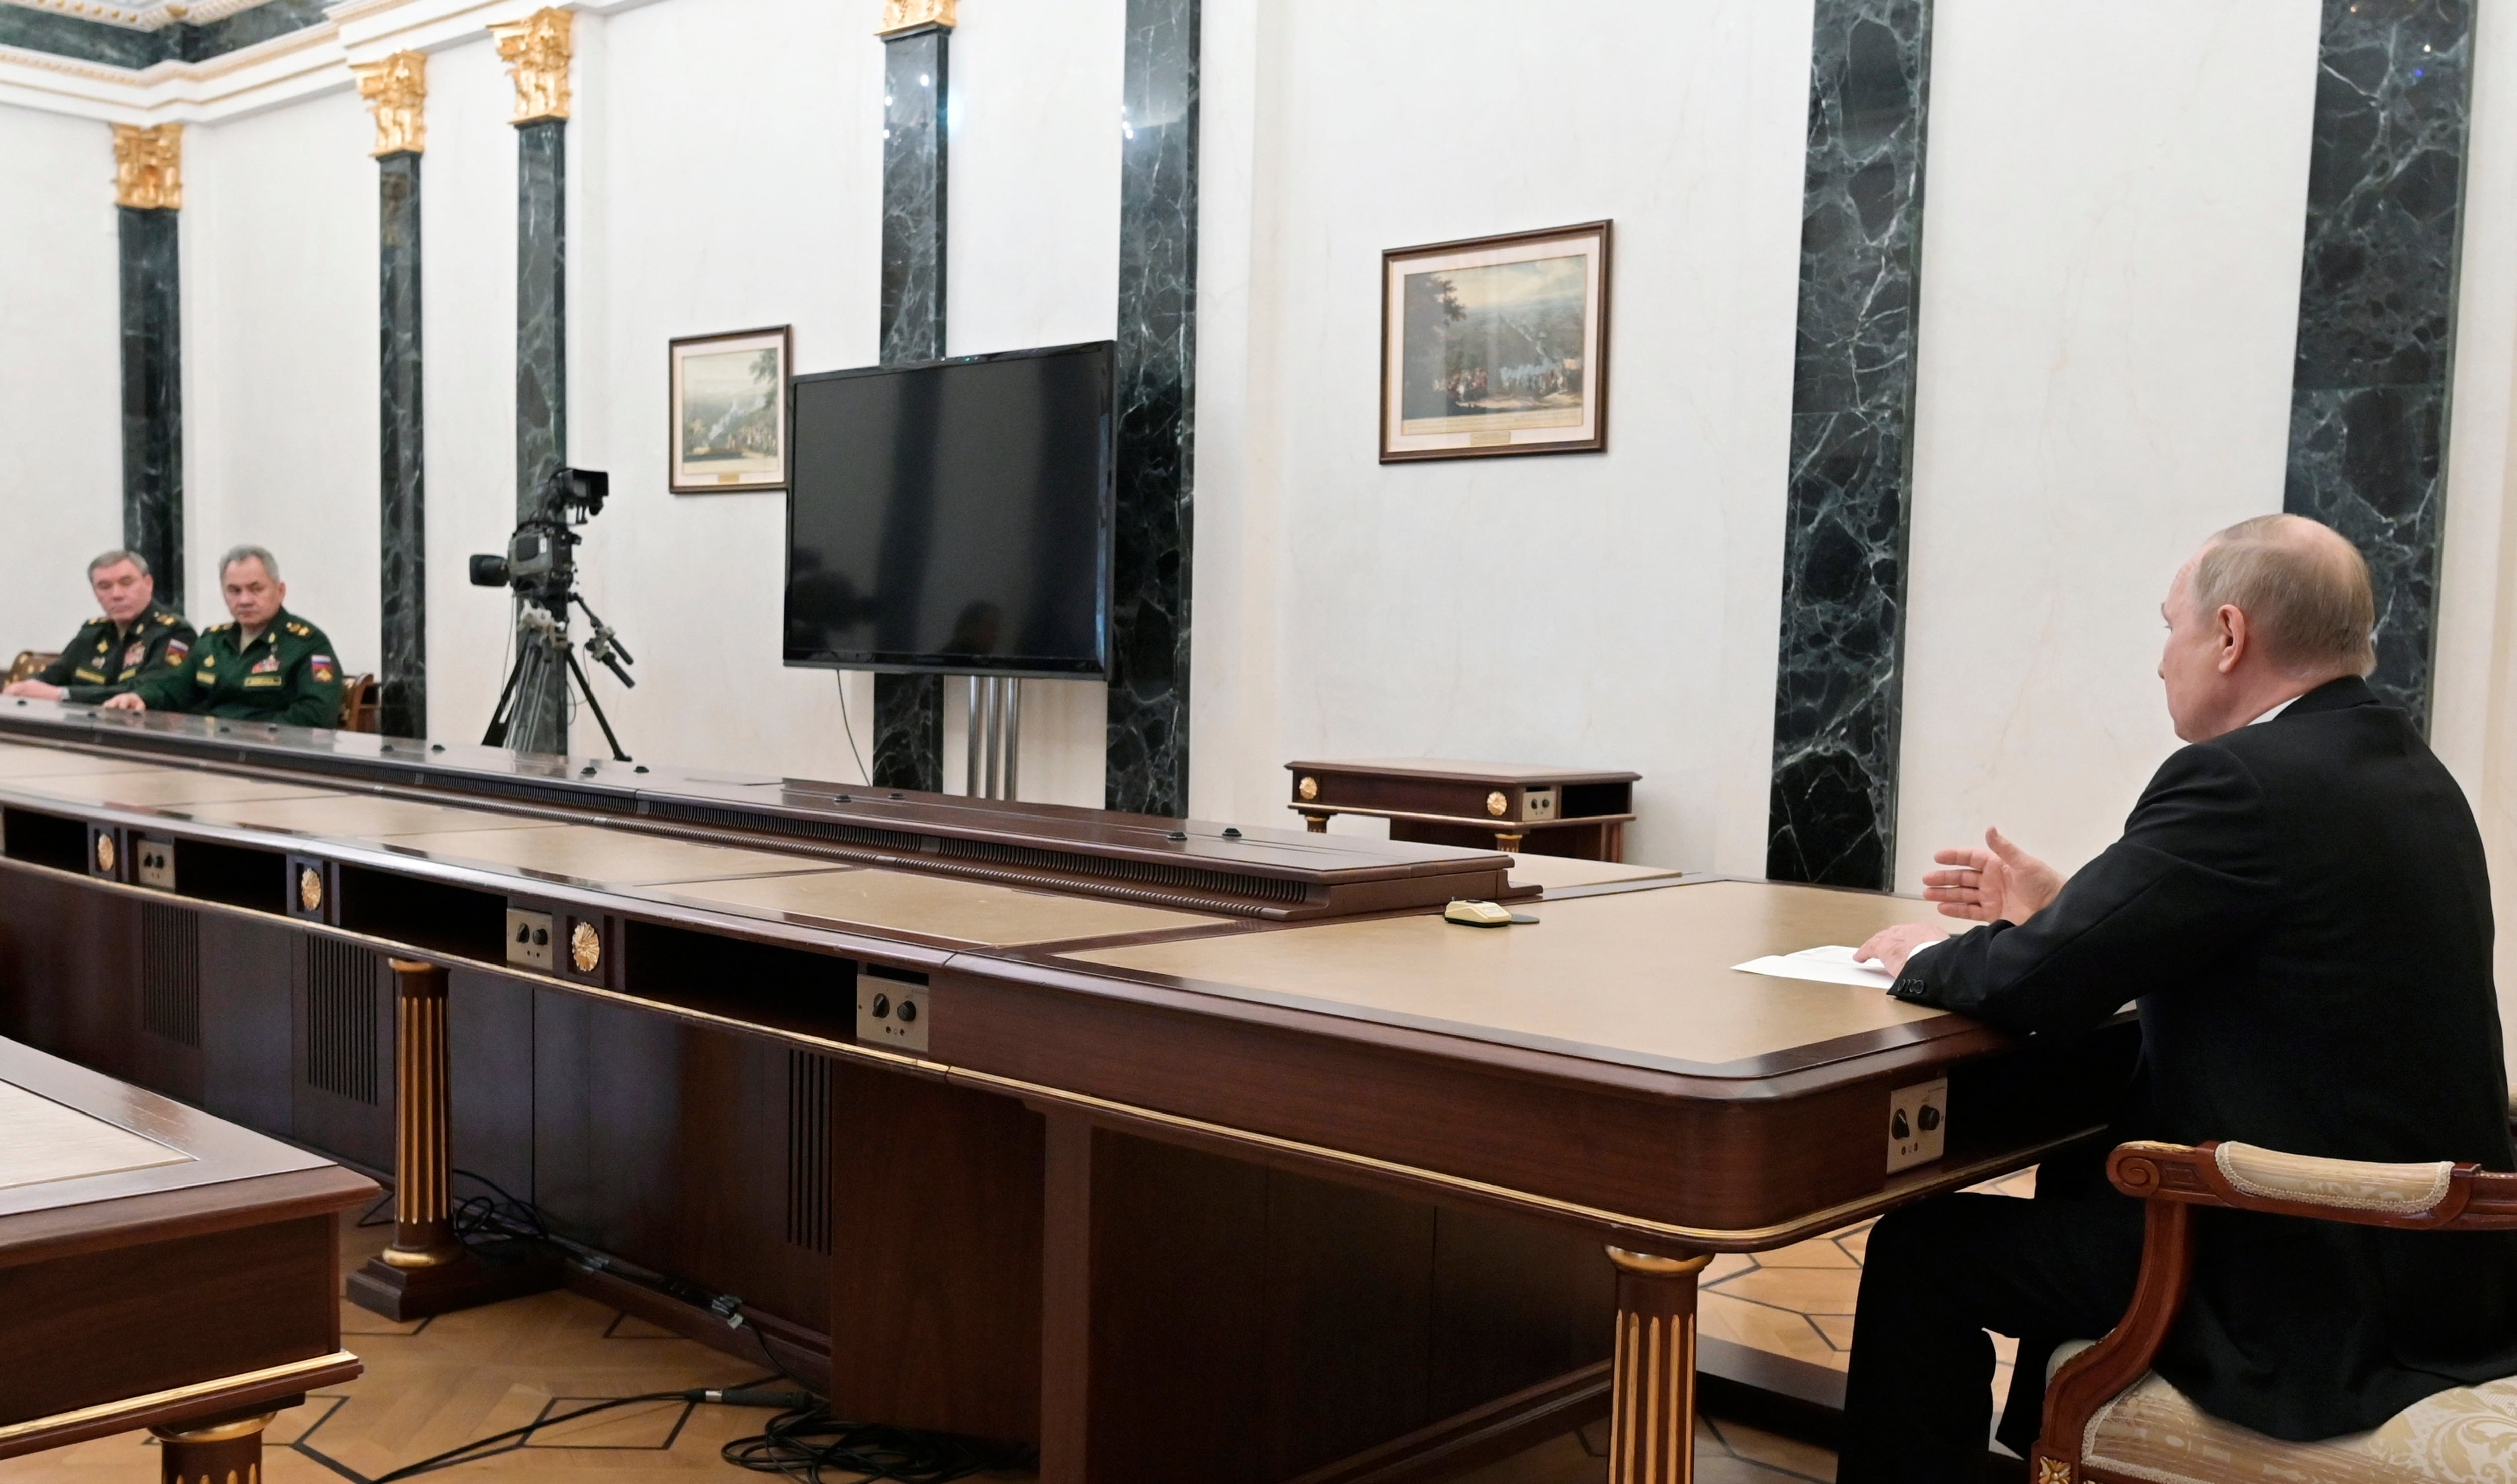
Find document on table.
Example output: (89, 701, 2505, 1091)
(1731, 943, 1896, 990)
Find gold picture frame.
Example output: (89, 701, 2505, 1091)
(669, 325, 792, 493)
(1380, 221, 1611, 462)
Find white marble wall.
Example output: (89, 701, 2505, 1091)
(182, 87, 381, 667)
(2430, 0, 2517, 1057)
(1189, 0, 1814, 871)
(1894, 0, 2321, 883)
(0, 104, 121, 649)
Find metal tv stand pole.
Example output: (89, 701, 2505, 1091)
(964, 676, 1022, 800)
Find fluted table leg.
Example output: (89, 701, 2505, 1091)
(1605, 1245, 1714, 1484)
(153, 1411, 272, 1484)
(347, 959, 548, 1319)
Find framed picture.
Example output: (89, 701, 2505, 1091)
(669, 325, 792, 493)
(1380, 221, 1611, 462)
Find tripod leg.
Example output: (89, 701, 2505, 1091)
(481, 633, 528, 747)
(565, 649, 632, 762)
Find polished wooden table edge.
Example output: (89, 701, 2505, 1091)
(0, 1351, 361, 1460)
(1290, 804, 1639, 828)
(977, 946, 2011, 1089)
(0, 850, 2075, 1250)
(0, 770, 1404, 928)
(1285, 761, 1645, 786)
(985, 1061, 2106, 1253)
(0, 1164, 378, 1269)
(0, 710, 1515, 886)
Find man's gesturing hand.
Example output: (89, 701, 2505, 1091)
(1922, 826, 2063, 924)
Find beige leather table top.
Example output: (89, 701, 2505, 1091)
(179, 793, 554, 840)
(376, 824, 842, 887)
(653, 866, 1228, 948)
(1070, 879, 1953, 1074)
(11, 768, 343, 809)
(1509, 854, 1689, 891)
(0, 743, 165, 780)
(0, 1081, 190, 1192)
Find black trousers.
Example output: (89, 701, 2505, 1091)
(1837, 1178, 2146, 1483)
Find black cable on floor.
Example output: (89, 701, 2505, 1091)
(719, 1407, 1030, 1484)
(404, 1176, 1031, 1482)
(369, 1382, 804, 1483)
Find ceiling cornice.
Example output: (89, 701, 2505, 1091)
(1, 0, 281, 34)
(0, 0, 656, 124)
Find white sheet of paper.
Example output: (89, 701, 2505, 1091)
(1731, 943, 1896, 990)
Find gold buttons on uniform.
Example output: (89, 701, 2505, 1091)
(298, 866, 324, 913)
(569, 921, 602, 974)
(1486, 791, 1509, 818)
(1298, 776, 1319, 801)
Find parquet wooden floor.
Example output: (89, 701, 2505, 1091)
(0, 1212, 1847, 1482)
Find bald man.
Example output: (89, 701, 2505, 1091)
(1838, 515, 2517, 1478)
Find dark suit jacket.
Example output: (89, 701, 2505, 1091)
(1891, 675, 2517, 1440)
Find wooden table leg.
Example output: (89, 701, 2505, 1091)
(1605, 1246, 1713, 1484)
(385, 958, 460, 1269)
(347, 959, 548, 1319)
(1495, 831, 1525, 854)
(152, 1411, 273, 1484)
(1302, 813, 1329, 833)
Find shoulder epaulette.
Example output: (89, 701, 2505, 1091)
(210, 622, 235, 634)
(154, 612, 176, 626)
(286, 621, 311, 637)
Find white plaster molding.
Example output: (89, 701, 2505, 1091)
(0, 0, 656, 121)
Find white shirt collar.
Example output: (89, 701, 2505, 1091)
(2248, 693, 2303, 726)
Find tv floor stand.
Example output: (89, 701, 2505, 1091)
(965, 675, 1022, 799)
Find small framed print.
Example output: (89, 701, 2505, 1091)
(1380, 221, 1611, 462)
(669, 325, 792, 493)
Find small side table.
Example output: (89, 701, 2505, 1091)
(1285, 759, 1639, 860)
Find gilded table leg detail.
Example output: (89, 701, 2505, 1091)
(1605, 1245, 1713, 1484)
(152, 1412, 273, 1484)
(384, 959, 461, 1269)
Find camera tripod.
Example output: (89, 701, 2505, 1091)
(482, 593, 635, 761)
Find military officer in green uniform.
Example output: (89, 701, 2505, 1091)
(107, 545, 346, 728)
(4, 549, 195, 705)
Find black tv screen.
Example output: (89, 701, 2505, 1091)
(783, 341, 1114, 677)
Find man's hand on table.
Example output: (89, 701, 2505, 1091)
(101, 693, 146, 712)
(0, 681, 63, 700)
(1921, 826, 2062, 924)
(1855, 921, 1950, 978)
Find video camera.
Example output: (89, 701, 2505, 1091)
(468, 466, 610, 603)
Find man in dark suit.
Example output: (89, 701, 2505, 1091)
(1838, 514, 2517, 1481)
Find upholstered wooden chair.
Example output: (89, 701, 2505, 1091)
(338, 673, 381, 733)
(7, 651, 59, 686)
(2034, 1141, 2517, 1484)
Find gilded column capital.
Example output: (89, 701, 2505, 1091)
(110, 122, 182, 210)
(353, 51, 428, 157)
(490, 7, 573, 124)
(877, 0, 956, 36)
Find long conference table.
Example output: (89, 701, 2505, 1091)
(0, 699, 2135, 1484)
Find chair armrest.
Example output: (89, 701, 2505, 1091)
(2035, 1195, 2194, 1481)
(2109, 1140, 2517, 1230)
(2037, 1139, 2517, 1480)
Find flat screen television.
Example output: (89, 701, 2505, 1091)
(783, 341, 1114, 677)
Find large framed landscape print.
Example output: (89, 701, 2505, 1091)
(1381, 221, 1610, 462)
(669, 325, 792, 492)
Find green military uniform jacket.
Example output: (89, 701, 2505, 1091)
(36, 603, 197, 705)
(132, 608, 347, 728)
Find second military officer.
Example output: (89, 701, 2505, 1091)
(2, 550, 195, 704)
(106, 546, 347, 728)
